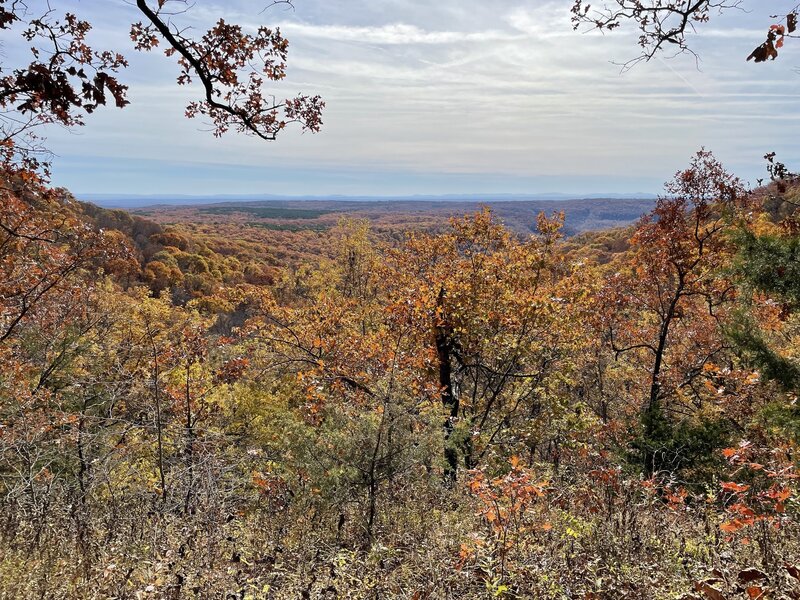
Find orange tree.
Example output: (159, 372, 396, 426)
(236, 222, 440, 546)
(596, 150, 750, 475)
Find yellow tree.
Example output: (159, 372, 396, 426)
(382, 209, 585, 477)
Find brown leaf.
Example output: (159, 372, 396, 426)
(788, 13, 797, 33)
(787, 563, 800, 580)
(747, 44, 768, 63)
(747, 34, 779, 63)
(738, 568, 768, 584)
(694, 580, 727, 600)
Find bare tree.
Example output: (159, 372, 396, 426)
(570, 0, 798, 70)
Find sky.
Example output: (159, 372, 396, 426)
(8, 0, 800, 197)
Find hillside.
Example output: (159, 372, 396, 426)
(3, 163, 800, 598)
(3, 1, 800, 597)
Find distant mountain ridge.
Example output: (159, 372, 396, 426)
(129, 197, 657, 238)
(79, 192, 659, 209)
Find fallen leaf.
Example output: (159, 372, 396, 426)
(694, 580, 726, 600)
(738, 568, 768, 584)
(745, 587, 763, 600)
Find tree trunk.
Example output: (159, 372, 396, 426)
(435, 287, 459, 480)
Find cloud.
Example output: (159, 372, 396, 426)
(278, 21, 523, 45)
(505, 4, 573, 38)
(22, 0, 800, 195)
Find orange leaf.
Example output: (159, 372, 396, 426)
(746, 586, 763, 599)
(774, 487, 791, 502)
(721, 520, 745, 533)
(721, 481, 750, 493)
(731, 503, 756, 518)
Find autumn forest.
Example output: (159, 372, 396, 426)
(2, 1, 800, 599)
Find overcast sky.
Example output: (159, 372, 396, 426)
(12, 0, 800, 196)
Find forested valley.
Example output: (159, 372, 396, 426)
(1, 0, 800, 598)
(3, 151, 800, 598)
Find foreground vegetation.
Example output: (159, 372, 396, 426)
(1, 151, 799, 598)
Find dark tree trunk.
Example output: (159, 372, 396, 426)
(435, 287, 459, 480)
(642, 279, 683, 475)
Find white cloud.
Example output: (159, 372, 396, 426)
(278, 21, 523, 45)
(505, 4, 573, 37)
